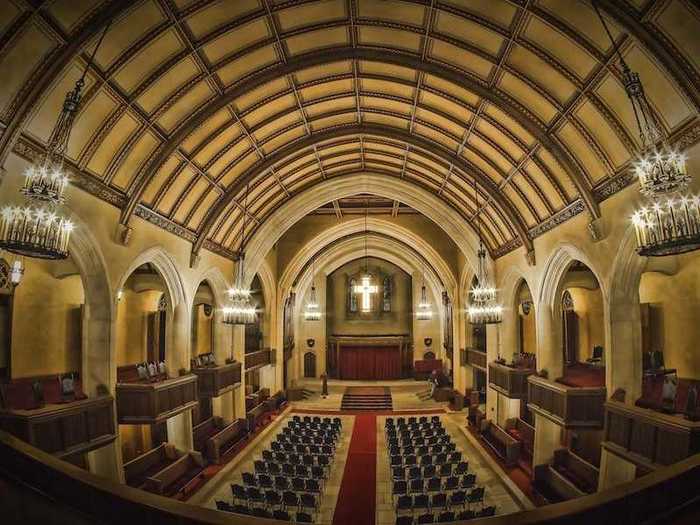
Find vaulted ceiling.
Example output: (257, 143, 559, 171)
(1, 0, 698, 260)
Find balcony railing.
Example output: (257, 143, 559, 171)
(465, 348, 487, 371)
(602, 400, 700, 469)
(116, 374, 198, 424)
(527, 375, 606, 428)
(245, 348, 272, 370)
(191, 361, 241, 398)
(0, 396, 116, 458)
(488, 361, 535, 399)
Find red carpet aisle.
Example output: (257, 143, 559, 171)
(332, 414, 377, 525)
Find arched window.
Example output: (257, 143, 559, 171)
(382, 275, 392, 312)
(348, 277, 357, 313)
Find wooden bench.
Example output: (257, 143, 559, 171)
(551, 448, 599, 494)
(0, 373, 87, 410)
(192, 417, 223, 454)
(505, 417, 535, 459)
(124, 443, 179, 489)
(266, 390, 288, 413)
(246, 402, 269, 433)
(143, 451, 205, 497)
(480, 420, 521, 467)
(245, 388, 269, 411)
(206, 418, 248, 464)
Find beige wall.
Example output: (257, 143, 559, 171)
(192, 304, 213, 356)
(11, 258, 84, 378)
(568, 287, 605, 362)
(639, 250, 700, 378)
(326, 257, 413, 336)
(115, 288, 161, 366)
(520, 308, 537, 355)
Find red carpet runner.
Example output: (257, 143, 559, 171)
(332, 414, 377, 525)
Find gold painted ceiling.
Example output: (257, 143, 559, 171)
(0, 0, 698, 259)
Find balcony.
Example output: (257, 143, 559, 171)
(191, 361, 242, 398)
(245, 348, 272, 370)
(116, 374, 198, 425)
(488, 361, 535, 399)
(602, 400, 700, 469)
(527, 376, 606, 428)
(0, 396, 116, 458)
(465, 348, 487, 371)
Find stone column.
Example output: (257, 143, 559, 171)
(211, 309, 234, 423)
(166, 303, 193, 451)
(233, 325, 246, 419)
(532, 413, 562, 466)
(608, 300, 642, 403)
(485, 324, 499, 423)
(598, 448, 636, 491)
(536, 302, 562, 378)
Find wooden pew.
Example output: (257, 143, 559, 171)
(480, 420, 521, 467)
(123, 443, 180, 489)
(266, 390, 288, 413)
(206, 418, 248, 464)
(143, 451, 205, 497)
(192, 417, 222, 454)
(505, 417, 535, 459)
(551, 448, 599, 494)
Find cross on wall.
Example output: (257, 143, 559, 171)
(353, 275, 377, 312)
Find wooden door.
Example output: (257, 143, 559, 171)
(304, 352, 316, 378)
(563, 310, 579, 364)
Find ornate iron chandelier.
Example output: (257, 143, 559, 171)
(468, 179, 502, 325)
(416, 260, 432, 321)
(594, 2, 699, 257)
(223, 184, 256, 325)
(0, 22, 110, 260)
(304, 255, 321, 321)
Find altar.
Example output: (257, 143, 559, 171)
(327, 335, 413, 380)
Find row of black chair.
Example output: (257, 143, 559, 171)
(393, 462, 470, 481)
(386, 416, 441, 427)
(395, 506, 496, 525)
(390, 451, 460, 467)
(216, 501, 313, 523)
(231, 484, 321, 510)
(393, 473, 478, 496)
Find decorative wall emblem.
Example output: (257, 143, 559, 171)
(307, 338, 315, 348)
(424, 337, 432, 347)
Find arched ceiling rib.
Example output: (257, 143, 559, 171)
(1, 0, 699, 260)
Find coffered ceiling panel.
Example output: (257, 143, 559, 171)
(2, 0, 699, 261)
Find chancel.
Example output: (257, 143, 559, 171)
(1, 1, 700, 524)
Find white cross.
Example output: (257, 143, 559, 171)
(353, 275, 378, 312)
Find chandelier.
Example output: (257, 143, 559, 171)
(416, 260, 432, 321)
(304, 255, 321, 321)
(222, 184, 256, 325)
(594, 2, 699, 257)
(353, 202, 377, 312)
(468, 179, 502, 324)
(0, 22, 110, 260)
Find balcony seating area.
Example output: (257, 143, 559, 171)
(215, 415, 342, 522)
(488, 360, 534, 399)
(386, 416, 496, 524)
(116, 366, 198, 425)
(533, 449, 599, 502)
(117, 363, 167, 384)
(413, 359, 443, 380)
(0, 372, 86, 410)
(190, 356, 242, 398)
(636, 372, 700, 419)
(0, 372, 116, 458)
(527, 375, 606, 428)
(479, 420, 521, 468)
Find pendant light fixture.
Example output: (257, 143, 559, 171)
(468, 178, 502, 324)
(0, 21, 112, 260)
(416, 259, 432, 321)
(304, 254, 321, 321)
(223, 183, 256, 325)
(593, 1, 699, 257)
(353, 200, 377, 313)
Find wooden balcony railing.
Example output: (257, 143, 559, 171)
(116, 374, 198, 425)
(602, 400, 700, 469)
(0, 396, 116, 458)
(488, 362, 535, 399)
(465, 348, 487, 371)
(191, 361, 241, 398)
(3, 428, 700, 525)
(244, 348, 272, 370)
(527, 376, 606, 428)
